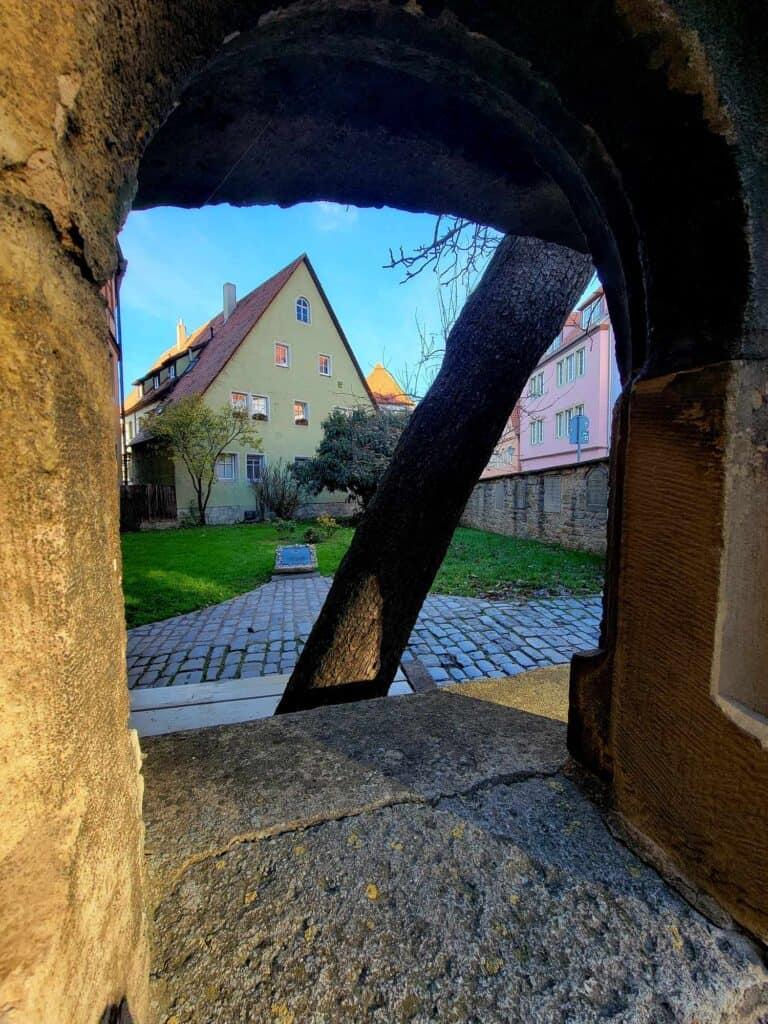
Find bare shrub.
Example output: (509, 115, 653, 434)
(253, 459, 307, 520)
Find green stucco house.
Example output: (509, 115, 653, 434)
(122, 254, 376, 523)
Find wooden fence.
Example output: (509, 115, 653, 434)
(120, 484, 177, 532)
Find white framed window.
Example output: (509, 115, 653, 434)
(152, 374, 160, 390)
(230, 391, 248, 413)
(294, 400, 309, 425)
(294, 456, 311, 469)
(250, 394, 269, 421)
(566, 353, 576, 383)
(246, 453, 265, 482)
(296, 296, 311, 324)
(275, 341, 291, 367)
(168, 363, 176, 380)
(580, 296, 603, 330)
(318, 353, 332, 376)
(575, 347, 586, 377)
(529, 371, 545, 398)
(556, 404, 586, 439)
(215, 452, 237, 481)
(547, 332, 562, 355)
(530, 419, 544, 446)
(126, 419, 134, 441)
(556, 360, 565, 387)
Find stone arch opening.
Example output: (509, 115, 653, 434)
(3, 2, 768, 1019)
(126, 0, 766, 754)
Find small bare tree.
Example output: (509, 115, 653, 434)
(144, 396, 260, 526)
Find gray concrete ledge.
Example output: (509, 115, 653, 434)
(142, 671, 768, 1023)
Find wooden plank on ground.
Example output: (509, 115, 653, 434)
(401, 658, 437, 693)
(129, 672, 415, 738)
(130, 694, 282, 738)
(130, 674, 289, 711)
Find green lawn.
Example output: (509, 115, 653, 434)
(121, 522, 604, 628)
(434, 530, 603, 599)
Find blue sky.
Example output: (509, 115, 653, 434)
(118, 202, 464, 388)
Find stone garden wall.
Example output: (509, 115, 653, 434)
(177, 497, 358, 527)
(461, 459, 609, 554)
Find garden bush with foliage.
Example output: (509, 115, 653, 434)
(316, 514, 338, 539)
(301, 516, 337, 544)
(293, 407, 407, 510)
(272, 518, 297, 540)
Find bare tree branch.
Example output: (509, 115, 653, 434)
(384, 216, 502, 294)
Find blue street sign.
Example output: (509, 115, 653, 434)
(569, 414, 589, 462)
(569, 415, 590, 445)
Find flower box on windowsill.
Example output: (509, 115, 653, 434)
(252, 412, 268, 421)
(294, 418, 309, 427)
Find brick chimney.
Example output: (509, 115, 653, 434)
(176, 318, 186, 349)
(223, 283, 236, 322)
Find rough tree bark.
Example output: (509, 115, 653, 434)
(276, 236, 593, 714)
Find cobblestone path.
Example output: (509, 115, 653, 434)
(127, 576, 602, 689)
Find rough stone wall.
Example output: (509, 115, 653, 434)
(0, 201, 149, 1021)
(0, 0, 166, 1011)
(177, 505, 244, 527)
(176, 499, 358, 526)
(461, 460, 609, 553)
(297, 498, 359, 521)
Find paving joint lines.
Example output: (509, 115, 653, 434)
(128, 576, 602, 690)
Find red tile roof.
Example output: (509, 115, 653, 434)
(123, 256, 304, 414)
(168, 255, 305, 403)
(123, 254, 376, 418)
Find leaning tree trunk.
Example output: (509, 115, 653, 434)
(276, 236, 592, 714)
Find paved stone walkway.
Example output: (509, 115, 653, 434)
(127, 576, 602, 689)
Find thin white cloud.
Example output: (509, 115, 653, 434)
(313, 202, 360, 233)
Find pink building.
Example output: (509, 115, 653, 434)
(482, 285, 620, 477)
(482, 406, 520, 477)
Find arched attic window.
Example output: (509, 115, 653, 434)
(296, 296, 311, 324)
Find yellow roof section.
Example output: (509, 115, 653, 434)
(123, 384, 143, 413)
(366, 363, 415, 407)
